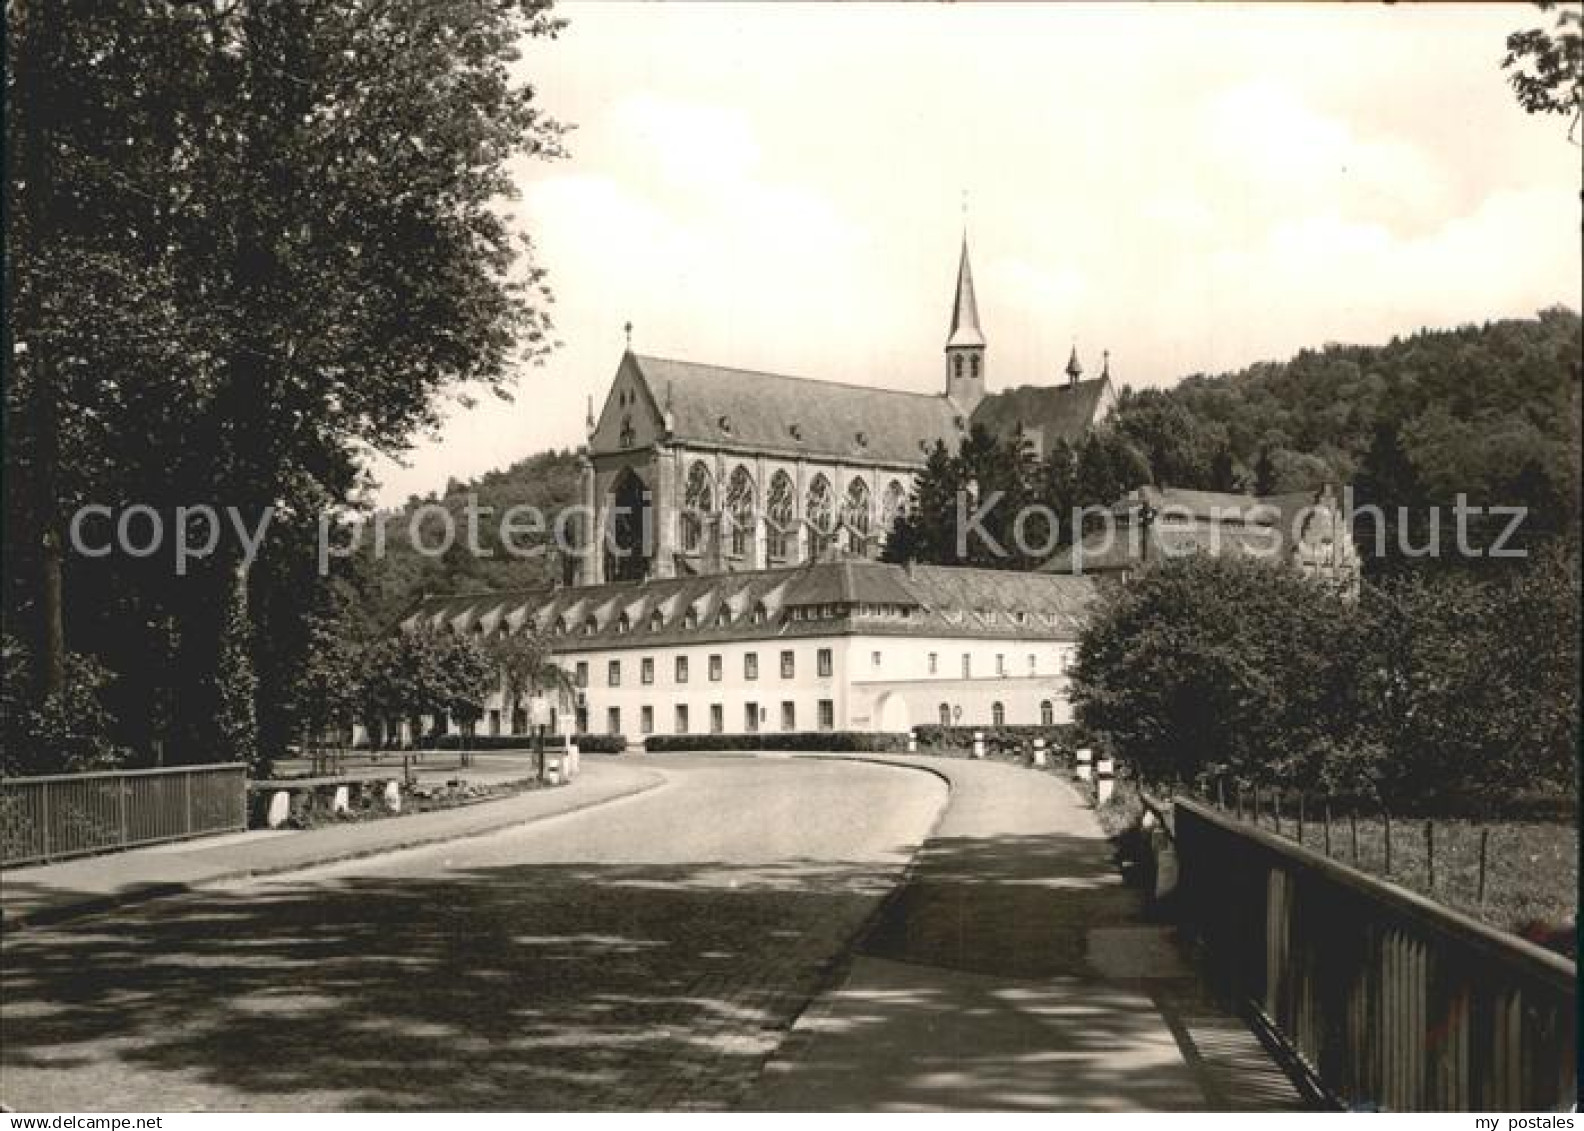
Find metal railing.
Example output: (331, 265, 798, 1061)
(1174, 798, 1576, 1111)
(0, 763, 248, 867)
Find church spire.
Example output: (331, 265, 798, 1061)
(944, 231, 987, 411)
(947, 235, 985, 350)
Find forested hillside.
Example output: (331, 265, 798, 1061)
(348, 448, 582, 634)
(1111, 307, 1581, 535)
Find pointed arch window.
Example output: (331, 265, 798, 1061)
(843, 478, 871, 552)
(970, 354, 980, 380)
(767, 471, 795, 560)
(953, 354, 964, 379)
(806, 474, 835, 541)
(681, 461, 714, 554)
(726, 466, 756, 559)
(880, 480, 908, 546)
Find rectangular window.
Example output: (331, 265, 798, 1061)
(1028, 654, 1037, 675)
(575, 661, 589, 689)
(961, 654, 971, 679)
(781, 650, 795, 679)
(676, 655, 689, 683)
(817, 648, 833, 677)
(928, 652, 938, 675)
(641, 657, 654, 685)
(995, 654, 1005, 678)
(745, 702, 759, 732)
(781, 701, 795, 731)
(641, 705, 654, 735)
(710, 704, 724, 734)
(607, 707, 620, 735)
(745, 652, 758, 680)
(608, 659, 621, 687)
(871, 651, 882, 669)
(675, 704, 689, 733)
(709, 654, 723, 682)
(818, 699, 834, 731)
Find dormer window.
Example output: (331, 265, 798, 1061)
(649, 610, 665, 632)
(718, 414, 732, 433)
(553, 617, 567, 637)
(683, 608, 699, 630)
(751, 602, 768, 625)
(616, 613, 631, 634)
(789, 423, 803, 441)
(855, 430, 868, 448)
(716, 608, 731, 627)
(953, 415, 966, 430)
(582, 616, 599, 635)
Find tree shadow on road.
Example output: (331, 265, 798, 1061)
(2, 855, 905, 1110)
(1, 832, 1302, 1112)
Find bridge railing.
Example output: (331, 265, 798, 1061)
(1174, 797, 1576, 1112)
(0, 763, 248, 867)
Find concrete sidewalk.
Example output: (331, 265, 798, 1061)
(0, 757, 666, 931)
(750, 755, 1307, 1112)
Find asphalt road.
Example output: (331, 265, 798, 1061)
(0, 755, 947, 1112)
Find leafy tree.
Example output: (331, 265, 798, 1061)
(1503, 0, 1584, 142)
(487, 628, 574, 728)
(1, 635, 128, 777)
(1073, 547, 1580, 813)
(1207, 442, 1239, 492)
(1071, 556, 1366, 794)
(4, 0, 568, 770)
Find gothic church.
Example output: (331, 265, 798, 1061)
(574, 238, 1115, 585)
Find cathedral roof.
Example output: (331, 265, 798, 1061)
(628, 353, 966, 465)
(969, 376, 1113, 457)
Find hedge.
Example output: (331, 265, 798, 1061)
(417, 733, 628, 754)
(643, 731, 910, 754)
(911, 724, 1079, 760)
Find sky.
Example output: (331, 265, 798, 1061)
(366, 1, 1582, 508)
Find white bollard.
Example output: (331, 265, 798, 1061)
(1032, 737, 1048, 768)
(266, 790, 292, 829)
(1097, 756, 1115, 805)
(568, 742, 580, 780)
(383, 780, 402, 813)
(1076, 746, 1093, 782)
(971, 731, 985, 760)
(331, 785, 350, 815)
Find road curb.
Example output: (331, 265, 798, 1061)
(743, 753, 958, 1103)
(1, 768, 667, 932)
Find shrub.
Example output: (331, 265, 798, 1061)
(570, 733, 627, 754)
(643, 731, 908, 754)
(1, 635, 129, 777)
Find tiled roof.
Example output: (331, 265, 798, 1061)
(630, 354, 965, 465)
(782, 558, 923, 608)
(402, 561, 1097, 651)
(1041, 484, 1353, 574)
(969, 377, 1112, 457)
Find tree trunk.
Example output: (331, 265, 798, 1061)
(11, 0, 67, 699)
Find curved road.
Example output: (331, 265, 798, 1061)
(1, 755, 945, 1112)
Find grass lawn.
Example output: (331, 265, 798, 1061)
(1244, 809, 1577, 949)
